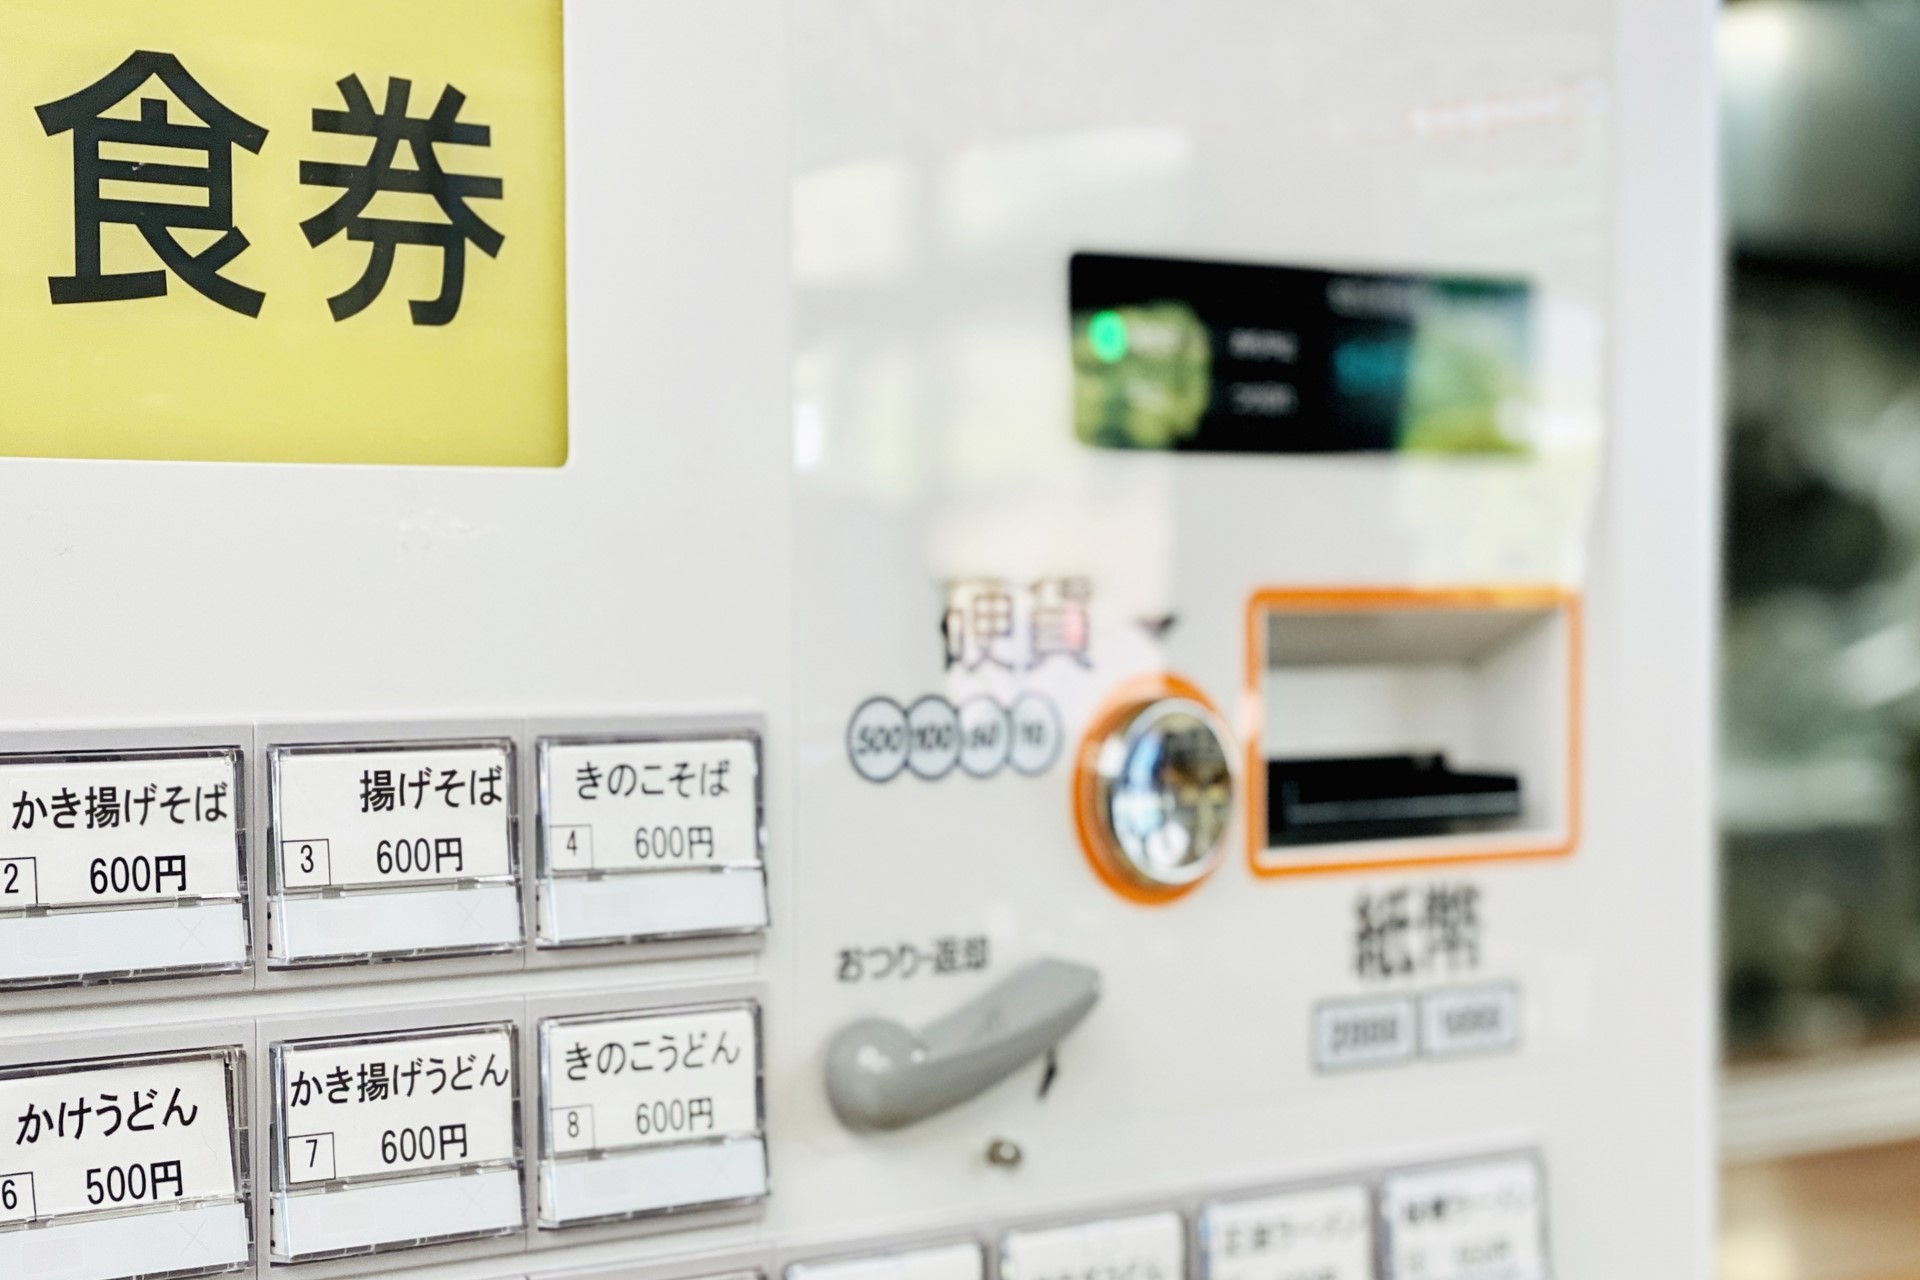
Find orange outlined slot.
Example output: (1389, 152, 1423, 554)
(1243, 585, 1581, 879)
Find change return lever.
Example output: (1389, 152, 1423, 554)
(825, 958, 1102, 1132)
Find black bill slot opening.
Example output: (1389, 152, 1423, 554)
(1267, 753, 1522, 846)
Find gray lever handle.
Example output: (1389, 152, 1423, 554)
(825, 958, 1102, 1132)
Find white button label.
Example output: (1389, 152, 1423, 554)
(276, 1027, 518, 1187)
(1315, 996, 1418, 1071)
(1002, 1211, 1187, 1280)
(1008, 695, 1063, 775)
(906, 696, 961, 780)
(1421, 987, 1521, 1058)
(1203, 1185, 1374, 1280)
(541, 737, 760, 874)
(272, 741, 513, 892)
(957, 699, 1011, 778)
(1381, 1156, 1548, 1280)
(0, 1051, 240, 1227)
(790, 1243, 985, 1280)
(847, 698, 910, 783)
(542, 1005, 760, 1157)
(0, 751, 240, 910)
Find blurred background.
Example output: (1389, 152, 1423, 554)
(1717, 1, 1920, 1275)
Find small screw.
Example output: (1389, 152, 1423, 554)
(986, 1138, 1024, 1168)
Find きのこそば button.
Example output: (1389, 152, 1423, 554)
(536, 735, 768, 947)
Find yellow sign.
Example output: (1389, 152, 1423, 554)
(0, 0, 566, 466)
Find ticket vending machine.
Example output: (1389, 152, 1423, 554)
(0, 3, 1716, 1280)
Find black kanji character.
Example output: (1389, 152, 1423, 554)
(359, 769, 395, 813)
(357, 1061, 390, 1103)
(1420, 882, 1482, 972)
(300, 75, 503, 325)
(1028, 576, 1093, 669)
(85, 785, 121, 830)
(37, 51, 267, 315)
(1355, 888, 1415, 979)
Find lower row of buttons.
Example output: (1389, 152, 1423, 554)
(410, 1154, 1548, 1280)
(785, 1155, 1547, 1280)
(0, 998, 767, 1276)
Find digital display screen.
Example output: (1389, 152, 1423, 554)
(1070, 253, 1533, 454)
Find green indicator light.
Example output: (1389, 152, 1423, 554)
(1088, 309, 1128, 363)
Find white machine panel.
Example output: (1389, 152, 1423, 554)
(0, 1, 1716, 1279)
